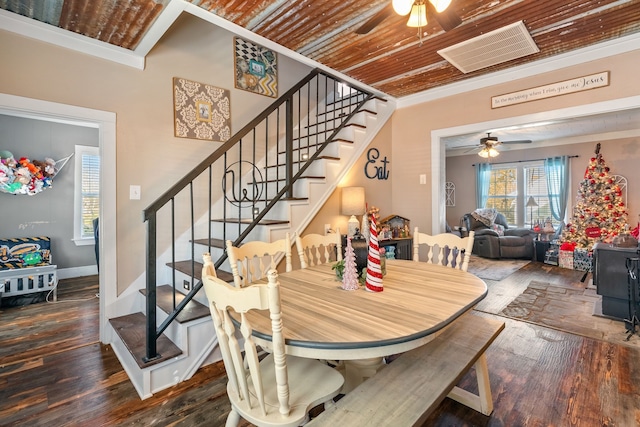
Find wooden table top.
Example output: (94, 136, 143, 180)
(243, 259, 488, 359)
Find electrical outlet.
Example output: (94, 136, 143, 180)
(183, 280, 190, 291)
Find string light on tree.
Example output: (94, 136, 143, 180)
(561, 143, 628, 248)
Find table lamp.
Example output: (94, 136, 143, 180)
(342, 186, 365, 237)
(526, 196, 538, 228)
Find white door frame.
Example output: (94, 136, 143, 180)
(431, 95, 640, 233)
(0, 93, 117, 343)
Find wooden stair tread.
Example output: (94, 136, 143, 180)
(263, 156, 339, 170)
(192, 238, 225, 249)
(314, 108, 376, 121)
(140, 285, 210, 323)
(278, 140, 353, 155)
(254, 175, 325, 184)
(211, 218, 289, 225)
(294, 123, 364, 140)
(109, 312, 182, 369)
(167, 260, 234, 283)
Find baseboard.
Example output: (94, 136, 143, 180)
(57, 265, 98, 279)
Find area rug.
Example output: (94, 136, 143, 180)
(499, 280, 640, 349)
(466, 255, 530, 281)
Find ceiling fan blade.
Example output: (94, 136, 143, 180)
(501, 140, 533, 144)
(355, 4, 393, 34)
(427, 1, 462, 32)
(463, 146, 481, 153)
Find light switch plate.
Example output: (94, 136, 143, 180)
(130, 185, 141, 200)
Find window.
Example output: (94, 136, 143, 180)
(486, 167, 517, 225)
(73, 145, 100, 245)
(485, 161, 553, 227)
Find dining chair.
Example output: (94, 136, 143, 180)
(201, 264, 345, 427)
(226, 233, 293, 288)
(295, 228, 342, 269)
(413, 227, 475, 272)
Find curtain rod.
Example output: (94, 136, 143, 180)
(471, 155, 579, 167)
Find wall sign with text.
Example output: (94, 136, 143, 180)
(491, 71, 609, 108)
(364, 148, 389, 180)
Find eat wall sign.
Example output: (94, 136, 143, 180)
(364, 148, 389, 180)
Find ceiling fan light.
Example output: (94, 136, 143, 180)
(406, 3, 427, 28)
(478, 147, 499, 158)
(392, 0, 414, 16)
(429, 0, 451, 13)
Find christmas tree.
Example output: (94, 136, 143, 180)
(341, 237, 360, 291)
(562, 143, 628, 248)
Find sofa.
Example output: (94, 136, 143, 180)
(462, 210, 534, 259)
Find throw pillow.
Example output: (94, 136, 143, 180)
(471, 208, 498, 227)
(491, 223, 505, 236)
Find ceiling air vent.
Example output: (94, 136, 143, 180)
(437, 21, 539, 74)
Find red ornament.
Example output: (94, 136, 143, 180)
(604, 195, 610, 201)
(608, 204, 613, 209)
(590, 179, 596, 184)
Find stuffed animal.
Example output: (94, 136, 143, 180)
(14, 167, 31, 185)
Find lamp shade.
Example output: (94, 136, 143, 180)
(526, 196, 538, 207)
(429, 0, 452, 13)
(392, 0, 414, 16)
(342, 187, 365, 215)
(478, 147, 499, 158)
(342, 187, 365, 237)
(406, 3, 427, 27)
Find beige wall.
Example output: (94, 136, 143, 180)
(445, 137, 640, 229)
(304, 119, 394, 233)
(0, 14, 312, 293)
(390, 49, 640, 235)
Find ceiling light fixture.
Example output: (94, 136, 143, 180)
(478, 147, 499, 158)
(392, 0, 452, 45)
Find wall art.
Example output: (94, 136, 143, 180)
(173, 77, 231, 141)
(234, 37, 278, 98)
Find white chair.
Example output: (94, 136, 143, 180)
(226, 233, 293, 287)
(201, 263, 344, 427)
(413, 227, 475, 272)
(295, 228, 342, 269)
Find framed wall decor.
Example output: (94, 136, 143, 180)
(234, 37, 278, 98)
(173, 77, 231, 141)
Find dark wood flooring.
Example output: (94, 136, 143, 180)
(1, 266, 639, 426)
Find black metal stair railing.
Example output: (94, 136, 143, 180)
(140, 68, 374, 362)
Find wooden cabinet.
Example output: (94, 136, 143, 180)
(341, 236, 413, 261)
(379, 237, 413, 260)
(593, 242, 640, 319)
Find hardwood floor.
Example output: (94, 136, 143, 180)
(1, 267, 639, 426)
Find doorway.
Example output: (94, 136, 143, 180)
(430, 95, 640, 234)
(0, 93, 117, 343)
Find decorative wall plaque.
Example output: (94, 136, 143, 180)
(173, 77, 231, 141)
(234, 37, 278, 98)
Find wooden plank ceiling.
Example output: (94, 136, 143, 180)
(2, 0, 640, 98)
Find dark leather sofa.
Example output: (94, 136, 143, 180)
(462, 211, 534, 259)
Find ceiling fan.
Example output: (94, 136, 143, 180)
(355, 0, 462, 35)
(465, 133, 533, 157)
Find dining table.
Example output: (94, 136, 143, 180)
(240, 259, 488, 391)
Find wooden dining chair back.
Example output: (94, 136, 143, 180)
(413, 227, 475, 272)
(226, 233, 293, 287)
(295, 228, 342, 269)
(201, 263, 344, 427)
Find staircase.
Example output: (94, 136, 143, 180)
(106, 69, 395, 399)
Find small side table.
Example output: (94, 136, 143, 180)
(534, 239, 551, 263)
